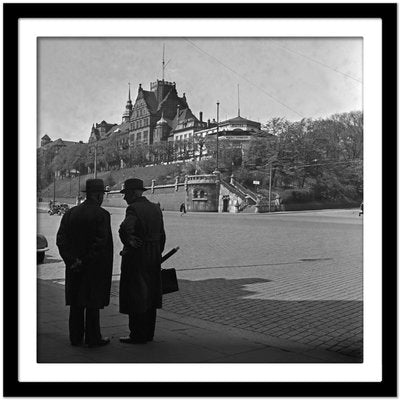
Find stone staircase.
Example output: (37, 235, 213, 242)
(225, 177, 258, 204)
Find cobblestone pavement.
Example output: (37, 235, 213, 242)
(38, 207, 363, 360)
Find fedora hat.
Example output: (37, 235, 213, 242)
(82, 179, 109, 193)
(120, 178, 148, 193)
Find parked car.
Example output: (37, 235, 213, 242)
(37, 234, 49, 264)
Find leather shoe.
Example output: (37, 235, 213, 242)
(87, 337, 110, 348)
(119, 336, 147, 344)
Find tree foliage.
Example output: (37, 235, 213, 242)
(38, 111, 363, 202)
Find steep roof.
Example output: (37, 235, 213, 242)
(142, 90, 158, 112)
(105, 121, 131, 137)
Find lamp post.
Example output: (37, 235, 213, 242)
(216, 101, 220, 171)
(267, 155, 278, 213)
(268, 161, 272, 213)
(89, 141, 103, 179)
(53, 171, 56, 204)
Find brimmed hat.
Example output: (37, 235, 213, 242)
(120, 178, 148, 193)
(82, 179, 109, 193)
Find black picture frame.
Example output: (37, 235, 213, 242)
(4, 2, 396, 397)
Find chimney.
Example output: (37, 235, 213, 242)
(176, 104, 180, 119)
(207, 119, 210, 128)
(199, 112, 203, 122)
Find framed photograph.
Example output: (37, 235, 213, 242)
(4, 2, 396, 397)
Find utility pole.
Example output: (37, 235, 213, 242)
(53, 171, 56, 203)
(77, 170, 81, 197)
(90, 142, 103, 179)
(94, 144, 98, 179)
(269, 161, 272, 212)
(216, 101, 220, 171)
(237, 84, 240, 117)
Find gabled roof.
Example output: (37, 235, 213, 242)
(156, 89, 174, 112)
(105, 121, 131, 137)
(170, 108, 199, 130)
(142, 90, 158, 112)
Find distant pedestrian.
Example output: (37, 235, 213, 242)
(274, 195, 281, 211)
(180, 202, 186, 216)
(119, 178, 166, 344)
(359, 202, 363, 216)
(56, 179, 113, 348)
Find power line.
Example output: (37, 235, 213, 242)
(270, 43, 363, 84)
(184, 38, 305, 119)
(252, 159, 363, 171)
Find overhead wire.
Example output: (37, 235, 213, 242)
(184, 38, 305, 119)
(269, 42, 363, 84)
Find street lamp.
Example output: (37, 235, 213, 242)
(267, 155, 278, 213)
(70, 169, 81, 199)
(89, 141, 103, 179)
(216, 101, 220, 171)
(77, 170, 81, 197)
(53, 171, 56, 204)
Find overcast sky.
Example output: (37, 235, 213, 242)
(38, 37, 362, 144)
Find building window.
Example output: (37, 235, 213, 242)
(193, 189, 198, 198)
(137, 132, 141, 142)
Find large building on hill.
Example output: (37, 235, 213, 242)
(89, 80, 208, 151)
(86, 78, 268, 164)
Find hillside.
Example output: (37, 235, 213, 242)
(39, 163, 188, 199)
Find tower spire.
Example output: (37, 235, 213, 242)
(128, 82, 131, 101)
(162, 44, 165, 81)
(161, 44, 171, 81)
(237, 84, 240, 117)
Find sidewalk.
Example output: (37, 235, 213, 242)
(37, 279, 357, 363)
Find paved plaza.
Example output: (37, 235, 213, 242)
(37, 206, 363, 362)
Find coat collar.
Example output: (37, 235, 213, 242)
(83, 198, 100, 206)
(127, 196, 147, 206)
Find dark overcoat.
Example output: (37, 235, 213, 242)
(119, 196, 166, 314)
(56, 199, 113, 308)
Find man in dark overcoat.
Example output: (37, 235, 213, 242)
(118, 178, 166, 344)
(56, 179, 113, 347)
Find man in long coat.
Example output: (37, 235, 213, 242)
(119, 178, 166, 344)
(56, 179, 113, 347)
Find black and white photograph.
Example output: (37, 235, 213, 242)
(4, 2, 396, 397)
(37, 35, 365, 363)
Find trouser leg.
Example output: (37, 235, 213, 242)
(85, 308, 101, 345)
(69, 305, 84, 345)
(146, 308, 157, 340)
(128, 313, 146, 340)
(129, 308, 157, 340)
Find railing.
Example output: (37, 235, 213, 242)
(230, 179, 258, 203)
(186, 174, 217, 183)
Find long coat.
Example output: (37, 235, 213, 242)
(119, 196, 166, 314)
(56, 199, 113, 309)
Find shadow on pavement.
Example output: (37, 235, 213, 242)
(149, 277, 363, 360)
